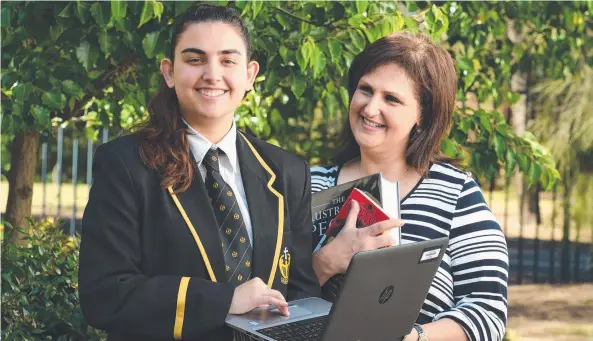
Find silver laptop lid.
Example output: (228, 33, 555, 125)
(320, 237, 448, 341)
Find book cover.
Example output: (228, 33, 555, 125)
(318, 188, 391, 249)
(311, 173, 401, 252)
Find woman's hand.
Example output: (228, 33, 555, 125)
(312, 200, 404, 285)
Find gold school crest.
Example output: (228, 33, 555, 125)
(279, 247, 291, 284)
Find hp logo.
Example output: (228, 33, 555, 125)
(378, 285, 395, 304)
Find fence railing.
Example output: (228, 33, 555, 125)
(12, 126, 593, 284)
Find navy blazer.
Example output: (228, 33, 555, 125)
(79, 131, 320, 341)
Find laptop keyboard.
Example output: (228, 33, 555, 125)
(257, 315, 328, 341)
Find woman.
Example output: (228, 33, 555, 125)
(311, 32, 509, 341)
(79, 5, 319, 341)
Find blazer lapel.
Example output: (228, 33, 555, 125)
(237, 133, 284, 288)
(168, 171, 227, 283)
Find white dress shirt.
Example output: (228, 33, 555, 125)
(185, 121, 253, 245)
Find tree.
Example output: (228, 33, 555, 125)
(1, 1, 561, 239)
(1, 1, 168, 239)
(531, 64, 593, 281)
(444, 1, 592, 240)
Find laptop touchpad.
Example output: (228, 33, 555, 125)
(246, 305, 313, 326)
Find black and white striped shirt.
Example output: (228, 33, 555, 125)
(311, 163, 509, 341)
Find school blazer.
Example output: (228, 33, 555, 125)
(79, 131, 320, 341)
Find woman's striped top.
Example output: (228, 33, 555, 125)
(311, 163, 509, 341)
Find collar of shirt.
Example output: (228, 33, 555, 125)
(184, 119, 238, 174)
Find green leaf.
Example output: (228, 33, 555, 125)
(1, 30, 14, 48)
(324, 92, 337, 117)
(348, 14, 365, 27)
(312, 50, 327, 79)
(403, 16, 417, 31)
(291, 75, 307, 98)
(355, 1, 369, 14)
(91, 2, 109, 27)
(270, 108, 285, 129)
(76, 41, 91, 70)
(518, 154, 530, 173)
(50, 23, 65, 41)
(62, 80, 83, 100)
(456, 55, 473, 72)
(275, 13, 291, 31)
(1, 7, 11, 28)
(296, 50, 307, 73)
(252, 0, 263, 19)
(1, 71, 17, 89)
(458, 117, 471, 133)
(123, 31, 138, 49)
(349, 30, 366, 52)
(12, 84, 30, 105)
(138, 1, 155, 28)
(339, 86, 349, 107)
(505, 148, 517, 176)
(392, 13, 404, 31)
(98, 30, 112, 57)
(89, 70, 102, 80)
(142, 31, 160, 59)
(265, 69, 279, 93)
(111, 0, 127, 24)
(528, 162, 541, 186)
(364, 23, 381, 43)
(298, 40, 315, 71)
(379, 19, 393, 36)
(58, 3, 74, 18)
(310, 27, 328, 40)
(31, 105, 50, 127)
(493, 133, 506, 159)
(153, 1, 164, 21)
(42, 92, 66, 110)
(328, 40, 342, 63)
(441, 138, 458, 157)
(75, 1, 91, 24)
(175, 1, 192, 16)
(279, 45, 288, 63)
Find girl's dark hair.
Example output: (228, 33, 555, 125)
(334, 32, 458, 175)
(137, 5, 251, 193)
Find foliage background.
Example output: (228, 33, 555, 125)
(2, 1, 593, 340)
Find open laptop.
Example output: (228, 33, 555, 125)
(226, 237, 448, 341)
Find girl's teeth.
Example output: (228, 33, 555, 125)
(363, 117, 384, 127)
(199, 89, 226, 97)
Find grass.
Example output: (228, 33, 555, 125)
(506, 284, 593, 341)
(1, 181, 592, 243)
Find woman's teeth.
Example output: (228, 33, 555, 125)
(363, 117, 385, 128)
(198, 89, 226, 97)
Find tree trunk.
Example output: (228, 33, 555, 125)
(4, 130, 40, 244)
(529, 184, 542, 225)
(561, 165, 573, 282)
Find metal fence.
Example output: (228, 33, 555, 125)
(30, 126, 593, 285)
(38, 126, 110, 235)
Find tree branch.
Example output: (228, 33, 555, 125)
(62, 56, 141, 120)
(271, 6, 336, 29)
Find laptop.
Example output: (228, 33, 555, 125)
(226, 237, 448, 341)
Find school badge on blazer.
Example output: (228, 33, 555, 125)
(279, 247, 291, 284)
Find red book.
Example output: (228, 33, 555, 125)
(318, 188, 391, 247)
